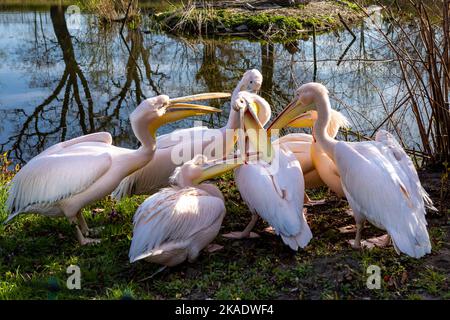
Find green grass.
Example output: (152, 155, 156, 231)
(337, 0, 360, 11)
(0, 161, 448, 300)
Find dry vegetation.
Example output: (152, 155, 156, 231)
(362, 1, 450, 167)
(83, 0, 140, 23)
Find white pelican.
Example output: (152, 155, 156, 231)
(5, 93, 225, 245)
(268, 82, 433, 258)
(273, 110, 349, 200)
(129, 154, 245, 268)
(225, 95, 313, 251)
(112, 69, 268, 200)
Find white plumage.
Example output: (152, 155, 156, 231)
(6, 134, 113, 221)
(5, 94, 222, 245)
(129, 155, 226, 266)
(335, 131, 432, 257)
(234, 145, 312, 250)
(276, 82, 433, 258)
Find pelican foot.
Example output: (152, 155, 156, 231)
(363, 234, 391, 248)
(339, 225, 357, 234)
(222, 231, 260, 239)
(80, 237, 101, 246)
(206, 244, 224, 253)
(348, 235, 391, 250)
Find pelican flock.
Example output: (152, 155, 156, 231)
(3, 70, 436, 270)
(5, 93, 225, 244)
(112, 69, 266, 200)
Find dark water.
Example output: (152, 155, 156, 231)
(0, 4, 421, 164)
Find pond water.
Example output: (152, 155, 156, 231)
(0, 3, 421, 164)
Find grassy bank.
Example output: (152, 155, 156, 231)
(0, 154, 448, 300)
(152, 1, 363, 40)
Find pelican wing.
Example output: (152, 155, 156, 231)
(129, 187, 225, 262)
(6, 151, 112, 219)
(235, 147, 312, 250)
(38, 132, 112, 157)
(335, 141, 431, 258)
(375, 130, 436, 211)
(156, 126, 210, 149)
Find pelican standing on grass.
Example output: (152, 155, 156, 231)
(273, 110, 350, 201)
(113, 69, 267, 200)
(5, 93, 225, 245)
(129, 154, 243, 268)
(268, 82, 433, 258)
(224, 93, 312, 251)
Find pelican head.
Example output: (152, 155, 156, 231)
(242, 69, 263, 93)
(134, 92, 229, 137)
(230, 69, 269, 128)
(232, 91, 268, 131)
(232, 91, 273, 162)
(267, 82, 328, 132)
(232, 69, 263, 101)
(233, 91, 271, 128)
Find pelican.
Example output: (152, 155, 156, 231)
(273, 110, 349, 200)
(129, 154, 242, 268)
(224, 94, 313, 251)
(268, 82, 433, 258)
(112, 69, 267, 200)
(5, 93, 225, 245)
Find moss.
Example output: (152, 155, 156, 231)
(338, 0, 360, 11)
(152, 1, 361, 40)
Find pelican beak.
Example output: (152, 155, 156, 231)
(161, 92, 230, 122)
(267, 98, 315, 132)
(242, 101, 273, 162)
(168, 92, 230, 104)
(286, 111, 316, 128)
(192, 153, 260, 184)
(163, 103, 221, 123)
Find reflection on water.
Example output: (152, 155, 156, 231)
(0, 5, 420, 164)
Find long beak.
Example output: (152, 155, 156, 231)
(243, 102, 273, 162)
(192, 153, 259, 184)
(161, 103, 221, 123)
(287, 111, 316, 128)
(168, 92, 230, 104)
(237, 107, 246, 160)
(267, 98, 315, 133)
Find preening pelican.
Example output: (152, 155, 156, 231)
(113, 69, 268, 200)
(273, 110, 349, 199)
(225, 94, 312, 251)
(269, 82, 433, 258)
(129, 154, 242, 267)
(5, 93, 224, 245)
